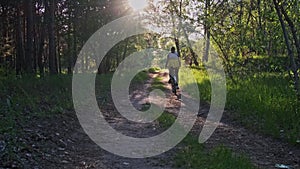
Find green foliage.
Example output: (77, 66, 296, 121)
(230, 55, 288, 76)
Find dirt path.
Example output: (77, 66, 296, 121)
(99, 70, 299, 169)
(3, 71, 299, 169)
(94, 72, 179, 169)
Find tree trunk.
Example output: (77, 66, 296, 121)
(203, 30, 210, 62)
(257, 0, 262, 29)
(25, 0, 34, 73)
(16, 3, 25, 76)
(33, 5, 37, 73)
(279, 3, 300, 63)
(182, 27, 199, 66)
(1, 6, 8, 66)
(48, 0, 57, 74)
(122, 38, 129, 60)
(211, 33, 235, 83)
(67, 18, 75, 74)
(203, 0, 210, 62)
(67, 31, 72, 74)
(174, 38, 181, 57)
(37, 19, 46, 76)
(73, 22, 78, 73)
(169, 0, 182, 58)
(273, 0, 300, 98)
(56, 28, 61, 73)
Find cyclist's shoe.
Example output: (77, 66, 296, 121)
(175, 83, 179, 89)
(172, 88, 176, 94)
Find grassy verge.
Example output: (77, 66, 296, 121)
(0, 75, 74, 164)
(156, 113, 256, 169)
(131, 70, 149, 84)
(0, 75, 73, 123)
(175, 137, 256, 169)
(179, 67, 300, 143)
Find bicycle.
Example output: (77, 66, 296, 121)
(168, 68, 179, 96)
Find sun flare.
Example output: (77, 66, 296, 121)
(128, 0, 148, 11)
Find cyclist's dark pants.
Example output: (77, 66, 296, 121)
(168, 67, 179, 85)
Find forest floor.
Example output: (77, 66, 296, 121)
(1, 71, 299, 169)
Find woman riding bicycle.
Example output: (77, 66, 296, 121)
(165, 47, 181, 89)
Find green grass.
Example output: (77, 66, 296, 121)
(150, 76, 166, 91)
(148, 67, 161, 73)
(0, 69, 154, 133)
(157, 112, 176, 128)
(0, 75, 74, 164)
(179, 67, 211, 101)
(180, 67, 300, 144)
(227, 73, 300, 140)
(175, 137, 256, 169)
(1, 75, 73, 117)
(156, 112, 256, 169)
(131, 70, 149, 84)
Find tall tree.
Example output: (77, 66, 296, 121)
(202, 0, 210, 62)
(279, 1, 300, 62)
(37, 6, 47, 76)
(15, 2, 25, 75)
(24, 0, 34, 73)
(273, 0, 299, 97)
(47, 0, 57, 74)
